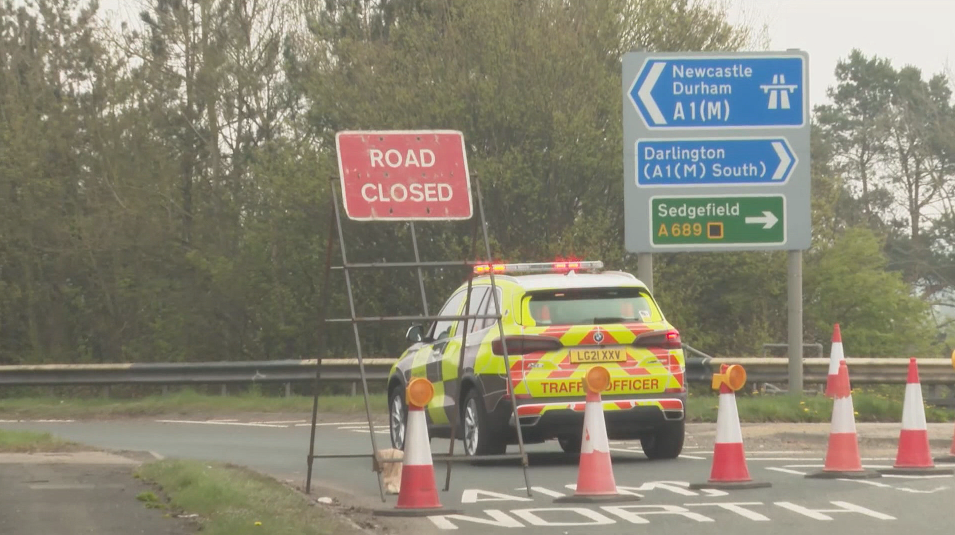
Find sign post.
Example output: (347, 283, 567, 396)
(306, 130, 533, 502)
(623, 51, 810, 394)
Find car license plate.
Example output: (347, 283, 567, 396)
(569, 348, 626, 363)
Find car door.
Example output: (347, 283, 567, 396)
(432, 285, 491, 423)
(411, 289, 467, 424)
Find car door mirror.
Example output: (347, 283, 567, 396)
(406, 324, 425, 343)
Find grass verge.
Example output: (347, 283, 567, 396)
(136, 460, 359, 535)
(0, 390, 388, 420)
(687, 389, 955, 423)
(0, 429, 79, 453)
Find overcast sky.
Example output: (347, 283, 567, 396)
(728, 0, 955, 106)
(95, 0, 955, 109)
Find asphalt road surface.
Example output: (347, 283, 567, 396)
(3, 417, 954, 534)
(0, 451, 190, 535)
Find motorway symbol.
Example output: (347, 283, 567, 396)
(650, 195, 785, 248)
(635, 138, 796, 186)
(629, 55, 806, 129)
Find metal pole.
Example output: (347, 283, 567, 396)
(305, 202, 337, 495)
(444, 213, 481, 492)
(788, 250, 803, 396)
(637, 252, 653, 293)
(409, 222, 430, 316)
(475, 175, 533, 498)
(330, 182, 387, 502)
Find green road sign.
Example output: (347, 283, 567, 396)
(650, 195, 785, 247)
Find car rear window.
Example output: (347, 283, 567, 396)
(523, 287, 663, 326)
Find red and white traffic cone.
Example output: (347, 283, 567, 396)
(690, 364, 770, 490)
(879, 358, 954, 475)
(555, 366, 640, 504)
(825, 324, 846, 397)
(376, 378, 458, 516)
(807, 361, 880, 479)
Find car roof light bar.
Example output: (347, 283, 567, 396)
(473, 261, 604, 274)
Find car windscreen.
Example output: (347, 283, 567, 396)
(522, 287, 663, 326)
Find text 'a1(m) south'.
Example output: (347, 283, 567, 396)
(369, 148, 436, 168)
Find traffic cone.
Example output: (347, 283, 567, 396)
(555, 366, 640, 504)
(807, 361, 880, 479)
(690, 364, 770, 490)
(879, 358, 954, 475)
(375, 378, 458, 516)
(825, 324, 845, 397)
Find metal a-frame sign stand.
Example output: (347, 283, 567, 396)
(304, 130, 532, 501)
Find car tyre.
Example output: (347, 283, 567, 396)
(388, 386, 407, 451)
(557, 434, 582, 454)
(462, 389, 506, 457)
(640, 419, 685, 460)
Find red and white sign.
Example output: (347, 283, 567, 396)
(335, 130, 473, 221)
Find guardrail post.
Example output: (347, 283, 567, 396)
(285, 382, 291, 398)
(161, 385, 168, 396)
(102, 385, 110, 398)
(221, 384, 227, 396)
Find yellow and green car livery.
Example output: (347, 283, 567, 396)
(387, 260, 687, 459)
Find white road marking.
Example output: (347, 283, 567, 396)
(511, 507, 616, 526)
(882, 474, 953, 479)
(686, 502, 770, 521)
(515, 486, 566, 498)
(0, 419, 75, 423)
(248, 420, 307, 425)
(294, 422, 367, 427)
(462, 489, 533, 503)
(841, 478, 950, 493)
(775, 501, 895, 521)
(154, 419, 287, 428)
(429, 510, 524, 529)
(784, 464, 892, 469)
(766, 467, 807, 476)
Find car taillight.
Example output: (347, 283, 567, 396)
(665, 330, 681, 348)
(491, 335, 562, 355)
(633, 330, 682, 349)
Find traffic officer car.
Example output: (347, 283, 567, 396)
(387, 260, 686, 459)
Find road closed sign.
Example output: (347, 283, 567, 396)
(335, 130, 473, 220)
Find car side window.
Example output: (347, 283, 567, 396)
(431, 290, 467, 342)
(477, 288, 503, 331)
(466, 286, 490, 333)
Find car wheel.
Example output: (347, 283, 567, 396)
(557, 434, 581, 454)
(640, 420, 685, 460)
(462, 389, 505, 456)
(389, 386, 407, 450)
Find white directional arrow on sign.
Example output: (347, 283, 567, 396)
(745, 211, 779, 229)
(772, 141, 792, 180)
(638, 62, 667, 125)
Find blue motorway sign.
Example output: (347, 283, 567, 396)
(629, 56, 805, 129)
(636, 138, 796, 186)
